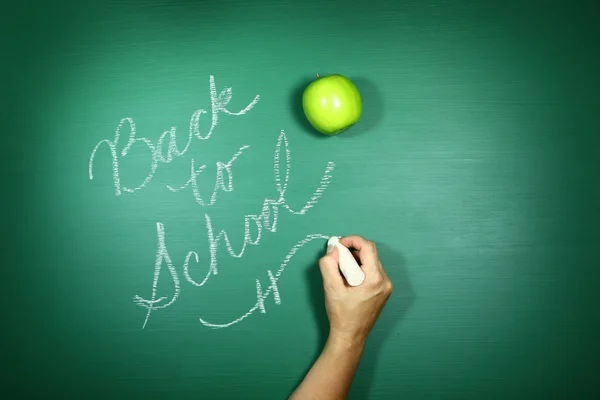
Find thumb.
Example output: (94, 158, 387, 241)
(318, 247, 344, 288)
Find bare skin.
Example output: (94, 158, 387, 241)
(289, 235, 394, 400)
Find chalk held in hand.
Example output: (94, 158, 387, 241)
(328, 236, 365, 286)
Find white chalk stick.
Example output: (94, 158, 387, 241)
(328, 236, 365, 286)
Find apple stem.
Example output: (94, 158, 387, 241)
(316, 73, 320, 79)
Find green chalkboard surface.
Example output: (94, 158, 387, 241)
(4, 0, 600, 398)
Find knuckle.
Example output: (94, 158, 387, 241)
(365, 240, 377, 252)
(318, 260, 330, 273)
(318, 254, 331, 266)
(385, 280, 394, 294)
(318, 257, 326, 269)
(371, 272, 384, 286)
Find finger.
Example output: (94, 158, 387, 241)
(339, 235, 378, 256)
(339, 235, 379, 271)
(318, 248, 345, 288)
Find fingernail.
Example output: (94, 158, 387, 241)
(326, 244, 334, 253)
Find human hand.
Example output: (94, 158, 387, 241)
(318, 235, 393, 347)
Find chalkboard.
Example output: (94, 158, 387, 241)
(4, 0, 600, 398)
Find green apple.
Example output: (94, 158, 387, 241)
(302, 73, 362, 135)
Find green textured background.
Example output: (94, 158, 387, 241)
(3, 0, 600, 398)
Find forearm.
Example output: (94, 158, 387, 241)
(289, 334, 365, 400)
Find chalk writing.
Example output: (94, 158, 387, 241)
(167, 144, 251, 206)
(133, 222, 180, 329)
(199, 234, 329, 328)
(133, 130, 335, 328)
(88, 75, 259, 197)
(89, 76, 336, 329)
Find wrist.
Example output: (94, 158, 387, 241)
(326, 331, 367, 353)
